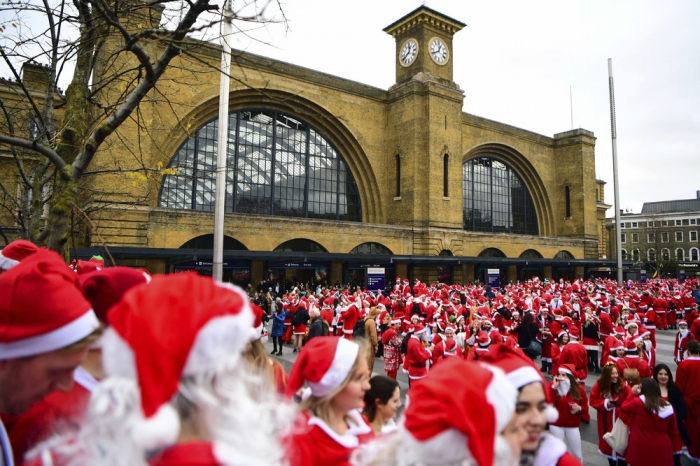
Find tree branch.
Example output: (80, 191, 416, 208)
(0, 134, 66, 170)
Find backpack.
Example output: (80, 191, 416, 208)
(621, 358, 641, 386)
(352, 318, 367, 339)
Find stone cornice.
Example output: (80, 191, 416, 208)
(462, 112, 554, 147)
(383, 6, 466, 37)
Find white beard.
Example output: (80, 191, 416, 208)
(644, 340, 653, 352)
(680, 330, 689, 338)
(556, 378, 571, 398)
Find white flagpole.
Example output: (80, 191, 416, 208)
(608, 58, 623, 285)
(213, 0, 233, 281)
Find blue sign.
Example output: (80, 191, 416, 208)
(679, 270, 686, 283)
(176, 259, 249, 269)
(367, 267, 385, 293)
(487, 268, 500, 289)
(640, 270, 647, 284)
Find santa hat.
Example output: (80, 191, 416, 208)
(625, 340, 637, 352)
(679, 320, 688, 327)
(103, 273, 253, 419)
(413, 324, 426, 335)
(476, 330, 491, 347)
(444, 339, 458, 354)
(285, 337, 359, 399)
(78, 267, 150, 324)
(610, 340, 625, 352)
(401, 358, 516, 466)
(479, 345, 558, 423)
(0, 239, 39, 270)
(0, 249, 99, 359)
(568, 325, 580, 340)
(632, 333, 645, 344)
(558, 363, 575, 377)
(614, 326, 626, 335)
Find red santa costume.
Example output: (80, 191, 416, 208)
(340, 298, 359, 341)
(36, 273, 287, 466)
(352, 357, 519, 466)
(466, 330, 492, 362)
(548, 364, 589, 463)
(286, 337, 373, 466)
(589, 368, 632, 462)
(404, 325, 432, 383)
(674, 321, 696, 363)
(558, 326, 588, 384)
(0, 250, 100, 466)
(620, 393, 679, 466)
(676, 355, 700, 461)
(9, 266, 149, 464)
(382, 319, 402, 379)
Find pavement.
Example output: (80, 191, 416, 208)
(263, 326, 697, 466)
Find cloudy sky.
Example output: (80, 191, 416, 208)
(228, 0, 699, 215)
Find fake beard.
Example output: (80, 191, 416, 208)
(556, 378, 571, 398)
(680, 329, 689, 338)
(644, 340, 653, 352)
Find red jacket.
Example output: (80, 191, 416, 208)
(559, 342, 588, 382)
(589, 381, 632, 458)
(289, 410, 373, 466)
(676, 357, 700, 460)
(620, 395, 679, 466)
(549, 383, 589, 428)
(405, 336, 431, 379)
(615, 355, 652, 380)
(149, 442, 219, 465)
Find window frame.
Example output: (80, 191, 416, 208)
(676, 231, 684, 242)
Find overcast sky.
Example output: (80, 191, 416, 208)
(227, 0, 700, 215)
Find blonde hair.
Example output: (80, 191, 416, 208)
(245, 338, 283, 387)
(59, 327, 104, 352)
(300, 339, 370, 425)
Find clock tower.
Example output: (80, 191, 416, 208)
(383, 6, 465, 87)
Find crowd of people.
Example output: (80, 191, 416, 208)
(1, 237, 700, 466)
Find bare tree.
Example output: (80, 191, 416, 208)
(0, 0, 286, 252)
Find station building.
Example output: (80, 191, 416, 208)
(2, 6, 616, 287)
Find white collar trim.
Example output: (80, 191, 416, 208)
(640, 395, 674, 418)
(307, 409, 371, 448)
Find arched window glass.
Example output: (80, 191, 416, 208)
(274, 239, 327, 253)
(478, 248, 506, 258)
(691, 248, 699, 261)
(350, 243, 393, 255)
(462, 157, 538, 234)
(443, 154, 449, 197)
(395, 154, 401, 197)
(621, 249, 628, 260)
(159, 110, 362, 222)
(632, 249, 640, 261)
(648, 248, 656, 262)
(520, 249, 543, 259)
(675, 248, 685, 261)
(554, 250, 574, 260)
(179, 234, 247, 250)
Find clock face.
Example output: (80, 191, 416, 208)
(400, 39, 418, 67)
(429, 37, 449, 65)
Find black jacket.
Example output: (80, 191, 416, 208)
(306, 318, 325, 342)
(668, 386, 692, 446)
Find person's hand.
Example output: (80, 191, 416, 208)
(551, 377, 560, 388)
(631, 384, 642, 396)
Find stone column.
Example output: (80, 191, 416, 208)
(507, 265, 518, 284)
(543, 266, 553, 280)
(250, 260, 264, 288)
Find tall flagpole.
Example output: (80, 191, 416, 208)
(213, 0, 233, 281)
(608, 58, 623, 285)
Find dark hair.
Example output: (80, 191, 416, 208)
(640, 378, 668, 415)
(363, 375, 399, 422)
(688, 340, 700, 356)
(522, 312, 535, 326)
(559, 372, 582, 401)
(597, 363, 624, 396)
(653, 363, 678, 391)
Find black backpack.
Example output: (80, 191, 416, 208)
(352, 318, 367, 339)
(291, 308, 307, 326)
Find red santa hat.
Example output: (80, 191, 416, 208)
(625, 339, 637, 352)
(558, 363, 575, 377)
(250, 303, 265, 342)
(103, 273, 253, 419)
(679, 320, 688, 327)
(401, 358, 516, 466)
(614, 325, 626, 335)
(78, 266, 150, 324)
(610, 340, 625, 352)
(476, 330, 491, 347)
(568, 325, 580, 340)
(0, 249, 99, 359)
(0, 239, 39, 270)
(285, 336, 359, 399)
(479, 345, 558, 423)
(444, 339, 458, 354)
(413, 324, 427, 335)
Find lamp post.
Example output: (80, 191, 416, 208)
(213, 0, 233, 281)
(608, 58, 623, 285)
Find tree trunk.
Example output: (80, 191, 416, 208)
(46, 166, 75, 256)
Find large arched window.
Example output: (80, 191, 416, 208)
(462, 157, 538, 234)
(350, 243, 393, 255)
(159, 110, 362, 221)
